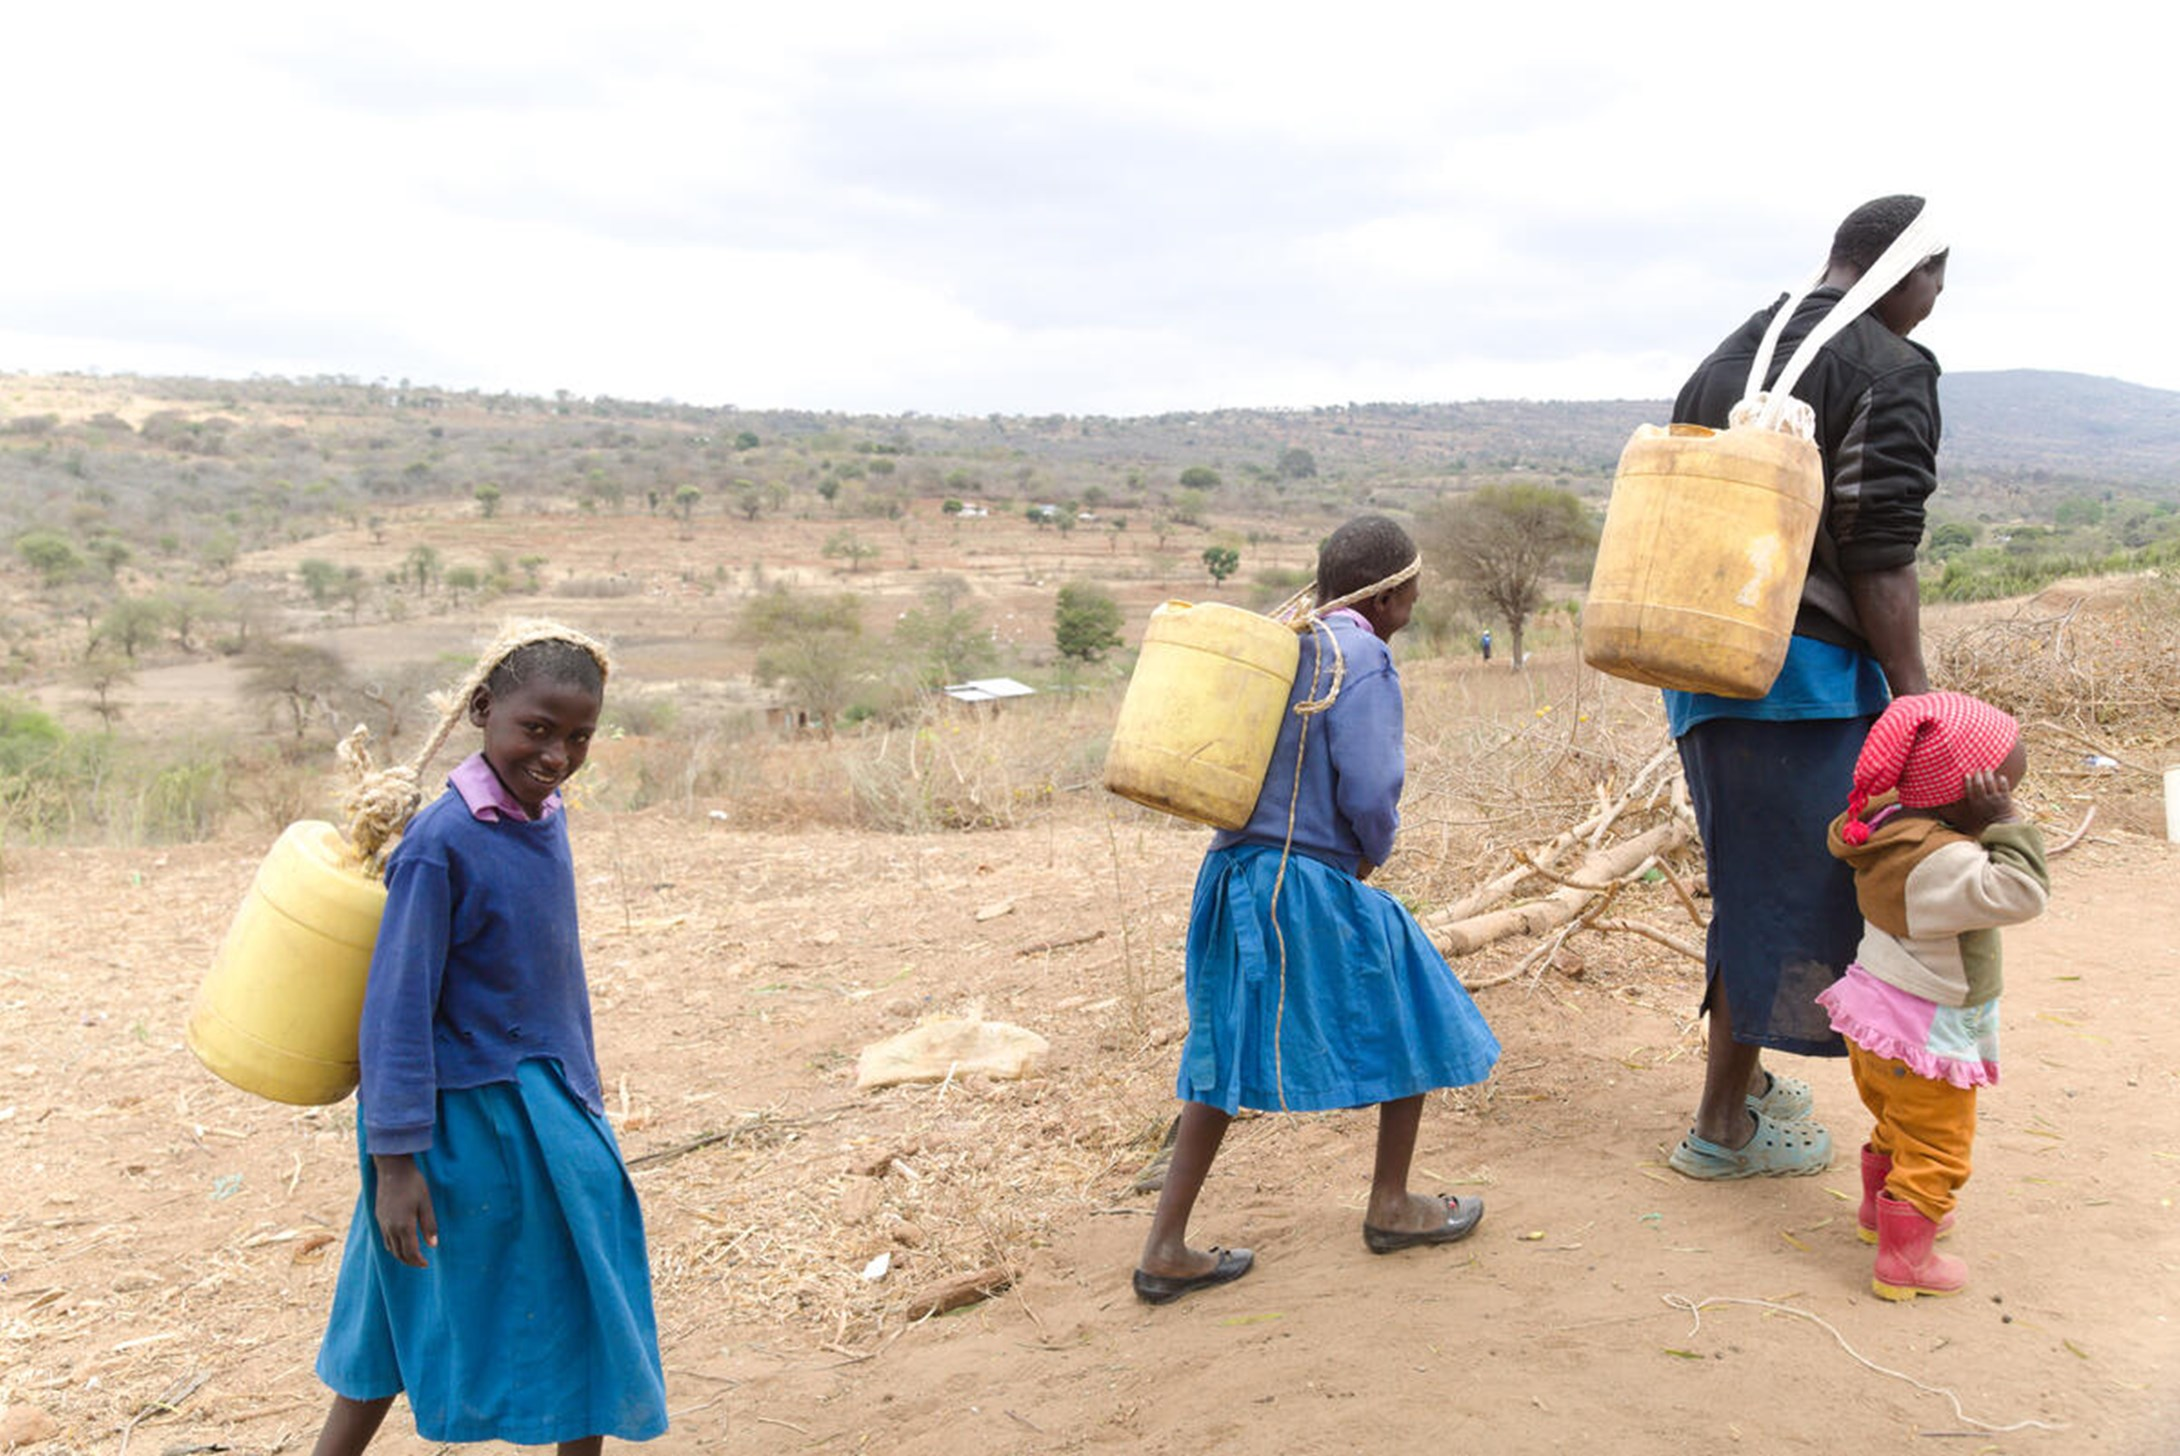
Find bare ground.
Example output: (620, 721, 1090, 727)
(2, 800, 2175, 1455)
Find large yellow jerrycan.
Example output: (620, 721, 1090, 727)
(1581, 422, 1822, 698)
(1105, 601, 1300, 829)
(187, 820, 386, 1105)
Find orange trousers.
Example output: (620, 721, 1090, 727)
(1847, 1042, 1977, 1221)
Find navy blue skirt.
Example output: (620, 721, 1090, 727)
(1178, 844, 1501, 1114)
(317, 1059, 667, 1445)
(1677, 715, 1876, 1057)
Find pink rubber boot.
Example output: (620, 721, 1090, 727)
(1858, 1145, 1955, 1245)
(1871, 1190, 1967, 1301)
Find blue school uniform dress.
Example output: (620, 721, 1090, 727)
(317, 755, 668, 1445)
(1182, 611, 1500, 1113)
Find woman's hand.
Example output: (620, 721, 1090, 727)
(372, 1154, 438, 1268)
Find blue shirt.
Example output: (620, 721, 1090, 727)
(356, 759, 603, 1154)
(1210, 611, 1404, 872)
(1663, 636, 1893, 738)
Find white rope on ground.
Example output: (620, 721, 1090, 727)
(1260, 555, 1419, 1110)
(1662, 1294, 2066, 1434)
(337, 617, 613, 877)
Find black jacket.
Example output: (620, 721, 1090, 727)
(1674, 287, 1940, 652)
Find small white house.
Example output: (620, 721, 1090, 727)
(940, 677, 1037, 707)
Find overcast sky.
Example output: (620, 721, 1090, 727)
(2, 3, 2164, 416)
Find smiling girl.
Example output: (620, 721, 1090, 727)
(311, 621, 667, 1455)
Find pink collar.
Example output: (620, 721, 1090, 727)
(449, 752, 561, 823)
(1324, 607, 1376, 637)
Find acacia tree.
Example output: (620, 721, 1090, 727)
(742, 588, 866, 737)
(893, 578, 997, 687)
(1053, 582, 1123, 663)
(1424, 483, 1595, 669)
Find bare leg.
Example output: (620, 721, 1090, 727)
(1692, 986, 1762, 1148)
(558, 1439, 604, 1456)
(311, 1394, 394, 1456)
(1364, 1094, 1452, 1232)
(1137, 1101, 1232, 1279)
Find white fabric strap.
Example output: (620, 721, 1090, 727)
(1741, 206, 1949, 434)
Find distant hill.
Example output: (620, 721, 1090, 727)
(1938, 370, 2180, 490)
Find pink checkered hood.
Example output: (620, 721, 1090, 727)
(1842, 691, 2020, 846)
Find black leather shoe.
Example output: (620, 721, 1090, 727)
(1132, 1246, 1255, 1304)
(1363, 1194, 1485, 1254)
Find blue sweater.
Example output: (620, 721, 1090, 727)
(1210, 611, 1404, 872)
(357, 786, 603, 1154)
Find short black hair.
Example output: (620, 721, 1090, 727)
(1317, 514, 1416, 603)
(486, 638, 605, 699)
(1829, 194, 1928, 272)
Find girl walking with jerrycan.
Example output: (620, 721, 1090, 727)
(1819, 692, 2049, 1301)
(312, 622, 667, 1454)
(1134, 515, 1502, 1304)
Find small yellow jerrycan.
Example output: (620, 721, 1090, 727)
(1104, 601, 1301, 829)
(1581, 421, 1822, 698)
(187, 820, 386, 1105)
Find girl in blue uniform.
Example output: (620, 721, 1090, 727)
(1134, 516, 1502, 1304)
(311, 622, 667, 1454)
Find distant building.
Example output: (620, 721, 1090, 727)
(940, 677, 1037, 708)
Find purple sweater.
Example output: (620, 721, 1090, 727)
(1209, 610, 1404, 872)
(356, 758, 603, 1154)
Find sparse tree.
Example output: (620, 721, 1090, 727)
(743, 588, 866, 737)
(404, 543, 442, 592)
(97, 596, 169, 661)
(1180, 465, 1222, 491)
(1202, 545, 1240, 585)
(1277, 447, 1318, 480)
(474, 482, 503, 518)
(159, 586, 220, 651)
(243, 640, 350, 740)
(16, 531, 83, 587)
(298, 557, 343, 605)
(822, 530, 879, 573)
(518, 554, 549, 590)
(77, 652, 133, 729)
(733, 481, 764, 521)
(1424, 483, 1595, 670)
(673, 484, 702, 525)
(893, 579, 997, 687)
(1054, 582, 1124, 663)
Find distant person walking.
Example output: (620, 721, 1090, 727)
(1663, 195, 1950, 1180)
(1479, 628, 1493, 662)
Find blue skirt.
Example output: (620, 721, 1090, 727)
(317, 1059, 668, 1445)
(1677, 714, 1875, 1057)
(1178, 844, 1501, 1114)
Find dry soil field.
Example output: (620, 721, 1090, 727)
(2, 499, 2176, 1455)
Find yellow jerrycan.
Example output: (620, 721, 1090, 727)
(187, 819, 386, 1105)
(1581, 421, 1822, 697)
(1105, 601, 1300, 829)
(1586, 211, 1948, 698)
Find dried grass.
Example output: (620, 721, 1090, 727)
(1930, 576, 2180, 834)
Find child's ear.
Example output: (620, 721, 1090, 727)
(467, 686, 492, 728)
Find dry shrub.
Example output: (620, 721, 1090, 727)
(1388, 652, 1681, 913)
(1932, 576, 2180, 834)
(844, 692, 1118, 833)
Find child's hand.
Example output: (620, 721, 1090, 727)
(373, 1154, 438, 1268)
(1956, 769, 2019, 835)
